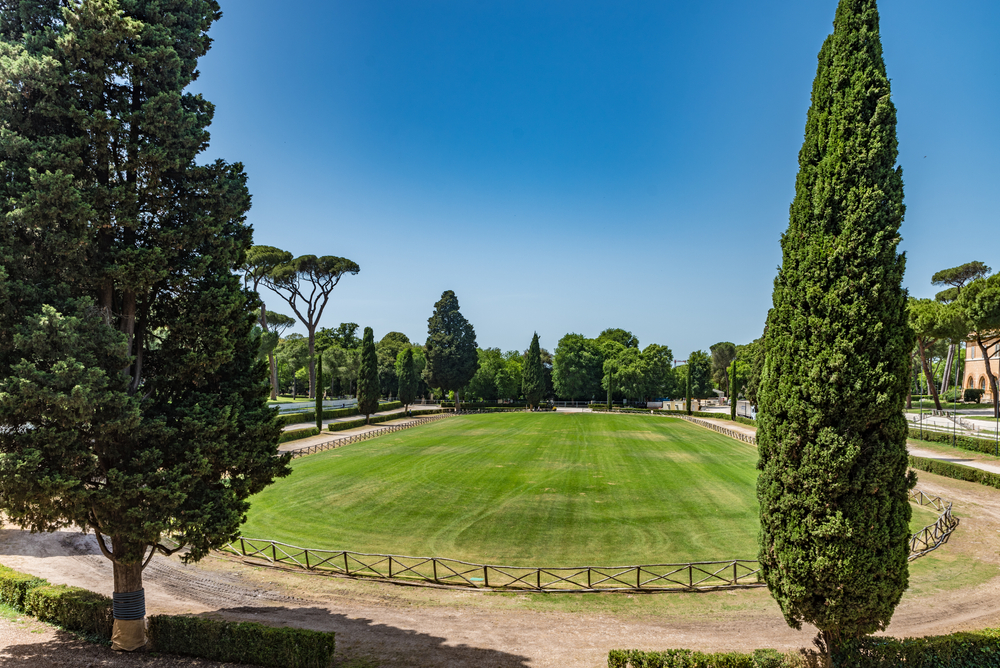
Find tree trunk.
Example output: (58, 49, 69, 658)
(941, 343, 956, 397)
(268, 352, 278, 400)
(918, 340, 942, 411)
(110, 539, 147, 651)
(455, 388, 461, 413)
(307, 325, 317, 399)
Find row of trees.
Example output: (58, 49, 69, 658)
(909, 261, 1000, 415)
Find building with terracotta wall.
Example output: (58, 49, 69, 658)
(966, 335, 1000, 404)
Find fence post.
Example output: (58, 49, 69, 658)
(537, 569, 541, 590)
(344, 552, 350, 575)
(388, 557, 392, 578)
(433, 559, 438, 583)
(587, 567, 591, 589)
(733, 561, 737, 584)
(689, 565, 693, 589)
(305, 550, 310, 569)
(484, 565, 489, 588)
(240, 538, 246, 556)
(636, 567, 640, 589)
(272, 542, 277, 563)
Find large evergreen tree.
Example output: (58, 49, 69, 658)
(522, 333, 545, 409)
(423, 291, 479, 411)
(757, 0, 915, 646)
(396, 347, 418, 414)
(356, 326, 380, 423)
(0, 0, 289, 649)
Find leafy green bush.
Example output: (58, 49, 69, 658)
(833, 628, 1000, 667)
(148, 615, 335, 668)
(735, 416, 756, 427)
(908, 429, 1000, 457)
(0, 565, 47, 610)
(910, 455, 1000, 490)
(607, 648, 782, 667)
(24, 584, 113, 639)
(965, 388, 985, 404)
(278, 427, 320, 444)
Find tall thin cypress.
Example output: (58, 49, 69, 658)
(522, 333, 545, 410)
(315, 354, 323, 432)
(357, 327, 380, 424)
(757, 0, 914, 646)
(730, 360, 737, 421)
(685, 365, 692, 415)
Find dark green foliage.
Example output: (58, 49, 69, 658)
(607, 648, 785, 668)
(596, 328, 639, 349)
(832, 629, 1000, 667)
(148, 615, 335, 668)
(276, 402, 403, 428)
(909, 429, 1000, 457)
(743, 336, 766, 409)
(686, 351, 714, 399)
(710, 342, 737, 394)
(376, 332, 411, 397)
(553, 333, 605, 400)
(909, 455, 1000, 489)
(685, 363, 692, 414)
(522, 333, 545, 409)
(0, 565, 46, 610)
(278, 428, 320, 444)
(730, 360, 738, 421)
(25, 584, 113, 640)
(356, 327, 380, 423)
(932, 261, 991, 303)
(0, 0, 290, 608)
(965, 388, 985, 403)
(397, 347, 418, 411)
(959, 274, 1000, 418)
(424, 291, 479, 408)
(757, 0, 915, 642)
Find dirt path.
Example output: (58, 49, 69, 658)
(3, 470, 1000, 668)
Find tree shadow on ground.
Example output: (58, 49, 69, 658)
(200, 605, 532, 668)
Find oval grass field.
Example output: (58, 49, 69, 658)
(243, 412, 768, 567)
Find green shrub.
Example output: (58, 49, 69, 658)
(833, 628, 1000, 667)
(278, 427, 320, 444)
(908, 429, 1000, 457)
(607, 648, 779, 667)
(328, 409, 445, 432)
(0, 565, 47, 610)
(735, 416, 756, 427)
(965, 388, 986, 404)
(24, 584, 113, 639)
(148, 615, 335, 668)
(909, 455, 1000, 490)
(277, 402, 403, 427)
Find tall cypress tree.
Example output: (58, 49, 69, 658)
(0, 0, 289, 649)
(315, 354, 324, 431)
(522, 333, 545, 409)
(757, 0, 915, 646)
(396, 347, 418, 415)
(424, 291, 479, 411)
(357, 327, 380, 424)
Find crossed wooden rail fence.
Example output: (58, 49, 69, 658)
(223, 490, 954, 592)
(284, 414, 453, 459)
(677, 416, 758, 445)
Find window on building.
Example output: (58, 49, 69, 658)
(969, 376, 975, 389)
(982, 378, 988, 391)
(970, 347, 976, 359)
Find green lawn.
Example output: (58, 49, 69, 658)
(244, 412, 763, 566)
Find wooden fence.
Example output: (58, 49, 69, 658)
(284, 414, 453, 459)
(224, 488, 953, 592)
(678, 416, 758, 445)
(907, 489, 959, 559)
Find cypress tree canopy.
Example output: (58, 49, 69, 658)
(757, 0, 915, 644)
(0, 0, 290, 646)
(357, 326, 380, 422)
(423, 290, 479, 400)
(522, 333, 545, 408)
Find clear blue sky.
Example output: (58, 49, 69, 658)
(192, 0, 999, 357)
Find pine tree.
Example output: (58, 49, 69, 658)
(396, 347, 418, 414)
(0, 0, 289, 649)
(424, 291, 479, 411)
(757, 0, 915, 646)
(522, 333, 545, 409)
(357, 327, 380, 423)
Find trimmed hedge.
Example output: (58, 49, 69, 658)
(148, 615, 335, 668)
(965, 388, 985, 403)
(328, 408, 448, 432)
(908, 429, 1000, 457)
(0, 565, 112, 638)
(278, 427, 320, 444)
(833, 629, 1000, 667)
(25, 584, 113, 639)
(0, 564, 46, 610)
(608, 648, 785, 668)
(910, 455, 1000, 490)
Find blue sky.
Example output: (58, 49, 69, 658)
(192, 0, 999, 357)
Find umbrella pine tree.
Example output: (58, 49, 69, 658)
(757, 0, 915, 647)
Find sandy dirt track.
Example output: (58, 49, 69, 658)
(1, 471, 999, 667)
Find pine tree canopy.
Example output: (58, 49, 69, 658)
(423, 290, 479, 396)
(0, 0, 290, 637)
(757, 0, 915, 644)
